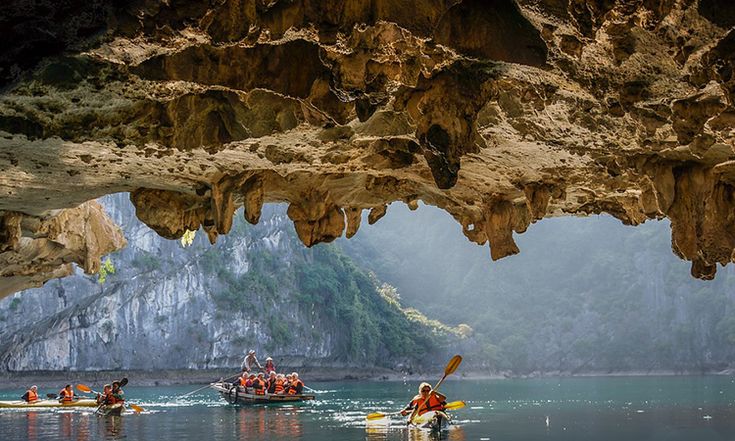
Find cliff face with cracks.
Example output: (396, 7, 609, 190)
(1, 0, 735, 296)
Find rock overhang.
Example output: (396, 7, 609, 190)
(0, 0, 734, 297)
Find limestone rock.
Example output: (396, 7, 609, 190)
(1, 0, 735, 296)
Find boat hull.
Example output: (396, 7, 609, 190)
(98, 403, 124, 416)
(0, 399, 99, 409)
(211, 382, 315, 405)
(411, 411, 451, 432)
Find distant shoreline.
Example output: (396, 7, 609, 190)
(1, 367, 732, 389)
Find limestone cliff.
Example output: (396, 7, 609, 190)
(1, 1, 735, 296)
(0, 194, 465, 372)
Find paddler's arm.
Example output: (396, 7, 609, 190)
(400, 402, 416, 416)
(432, 390, 447, 402)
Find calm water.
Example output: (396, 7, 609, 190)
(2, 377, 735, 440)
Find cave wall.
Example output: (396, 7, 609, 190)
(1, 0, 735, 296)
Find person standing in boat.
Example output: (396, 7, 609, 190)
(400, 382, 447, 417)
(58, 384, 75, 403)
(241, 349, 262, 373)
(21, 385, 39, 403)
(264, 357, 276, 375)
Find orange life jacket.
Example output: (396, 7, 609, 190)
(287, 379, 303, 395)
(106, 392, 117, 405)
(239, 376, 247, 387)
(274, 378, 285, 394)
(253, 378, 266, 395)
(26, 390, 38, 402)
(410, 393, 445, 416)
(59, 389, 74, 402)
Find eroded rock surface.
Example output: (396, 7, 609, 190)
(1, 0, 735, 296)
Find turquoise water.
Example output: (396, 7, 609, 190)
(2, 377, 735, 440)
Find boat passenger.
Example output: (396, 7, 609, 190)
(240, 349, 262, 373)
(21, 385, 39, 403)
(264, 357, 276, 375)
(96, 384, 112, 405)
(283, 373, 292, 390)
(267, 372, 286, 394)
(245, 373, 256, 388)
(59, 384, 75, 403)
(111, 381, 125, 403)
(253, 373, 267, 395)
(400, 382, 446, 417)
(287, 372, 304, 395)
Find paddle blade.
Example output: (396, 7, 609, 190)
(130, 403, 144, 413)
(119, 378, 129, 388)
(76, 384, 92, 393)
(366, 412, 387, 421)
(444, 355, 462, 375)
(444, 400, 466, 410)
(46, 393, 58, 399)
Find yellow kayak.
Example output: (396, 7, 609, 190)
(0, 399, 98, 408)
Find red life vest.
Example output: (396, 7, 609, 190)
(253, 378, 266, 395)
(26, 390, 38, 402)
(410, 393, 445, 416)
(287, 379, 303, 395)
(59, 389, 74, 402)
(265, 361, 275, 375)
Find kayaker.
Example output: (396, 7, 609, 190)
(21, 385, 39, 403)
(111, 381, 125, 403)
(96, 384, 112, 405)
(241, 350, 262, 373)
(59, 384, 74, 403)
(286, 372, 304, 395)
(264, 357, 276, 375)
(400, 382, 446, 417)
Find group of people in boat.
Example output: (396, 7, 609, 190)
(21, 381, 125, 405)
(237, 350, 306, 396)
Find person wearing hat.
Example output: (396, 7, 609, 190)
(264, 357, 276, 375)
(21, 385, 39, 403)
(58, 384, 75, 403)
(240, 349, 262, 373)
(400, 382, 446, 417)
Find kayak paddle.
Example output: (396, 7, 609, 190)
(409, 355, 462, 425)
(46, 393, 58, 399)
(366, 400, 466, 420)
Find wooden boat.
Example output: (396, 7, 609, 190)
(0, 399, 98, 409)
(410, 411, 451, 432)
(210, 381, 315, 405)
(97, 403, 125, 416)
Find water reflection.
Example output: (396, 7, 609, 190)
(365, 422, 466, 441)
(235, 406, 303, 439)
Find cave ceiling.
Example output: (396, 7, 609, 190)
(1, 0, 735, 298)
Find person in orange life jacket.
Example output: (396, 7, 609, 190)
(267, 372, 286, 394)
(400, 382, 446, 417)
(111, 381, 125, 403)
(283, 373, 292, 391)
(21, 385, 39, 403)
(59, 384, 74, 402)
(264, 357, 276, 375)
(252, 373, 267, 395)
(244, 373, 256, 388)
(287, 372, 304, 395)
(96, 384, 112, 405)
